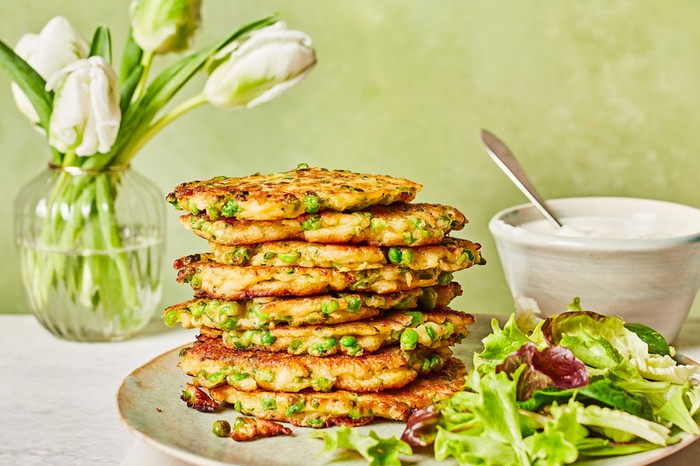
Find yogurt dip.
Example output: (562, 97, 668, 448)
(518, 215, 694, 239)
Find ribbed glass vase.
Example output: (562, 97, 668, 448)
(14, 164, 165, 342)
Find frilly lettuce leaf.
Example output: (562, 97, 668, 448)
(656, 383, 700, 435)
(474, 315, 536, 375)
(575, 403, 670, 445)
(631, 354, 699, 384)
(310, 426, 411, 466)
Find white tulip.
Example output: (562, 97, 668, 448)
(203, 22, 316, 109)
(11, 16, 89, 125)
(46, 57, 121, 157)
(129, 0, 201, 55)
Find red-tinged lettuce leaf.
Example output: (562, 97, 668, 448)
(496, 342, 589, 401)
(401, 405, 442, 447)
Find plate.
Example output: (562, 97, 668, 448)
(118, 313, 699, 466)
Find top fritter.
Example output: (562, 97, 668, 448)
(166, 165, 422, 221)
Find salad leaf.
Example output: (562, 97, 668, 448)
(475, 315, 533, 375)
(496, 343, 589, 400)
(311, 426, 411, 466)
(401, 405, 441, 447)
(520, 379, 654, 421)
(624, 322, 671, 356)
(656, 384, 700, 435)
(575, 403, 670, 445)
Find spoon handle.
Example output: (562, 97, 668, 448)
(481, 129, 563, 228)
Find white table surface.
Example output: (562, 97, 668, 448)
(2, 313, 700, 466)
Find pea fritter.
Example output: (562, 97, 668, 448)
(179, 335, 452, 392)
(208, 238, 485, 272)
(167, 166, 421, 221)
(164, 283, 462, 330)
(175, 254, 457, 300)
(207, 357, 467, 427)
(180, 203, 466, 246)
(199, 308, 474, 357)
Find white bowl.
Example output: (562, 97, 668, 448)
(489, 197, 700, 341)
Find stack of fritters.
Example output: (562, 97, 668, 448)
(165, 166, 485, 427)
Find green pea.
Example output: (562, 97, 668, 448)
(188, 272, 202, 289)
(418, 287, 438, 310)
(321, 300, 340, 315)
(261, 332, 276, 346)
(163, 310, 180, 327)
(437, 272, 453, 285)
(289, 339, 303, 352)
(400, 329, 418, 350)
(233, 417, 246, 431)
(220, 317, 238, 330)
(346, 297, 362, 312)
(227, 248, 251, 265)
(191, 300, 206, 318)
(228, 371, 250, 382)
(312, 377, 332, 391)
(189, 204, 200, 216)
(310, 401, 320, 409)
(207, 372, 226, 385)
(233, 401, 243, 412)
(370, 218, 386, 230)
(444, 321, 455, 337)
(300, 215, 321, 231)
(212, 420, 231, 437)
(258, 370, 275, 382)
(251, 305, 271, 322)
(308, 418, 325, 427)
(279, 251, 301, 263)
(402, 231, 415, 245)
(340, 335, 357, 347)
(261, 397, 277, 410)
(404, 311, 424, 326)
(323, 337, 338, 350)
(425, 325, 437, 341)
(304, 194, 321, 213)
(297, 163, 309, 169)
(263, 252, 277, 260)
(347, 345, 362, 356)
(221, 199, 240, 217)
(387, 247, 403, 264)
(286, 400, 305, 416)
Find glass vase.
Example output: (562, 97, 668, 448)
(14, 164, 165, 342)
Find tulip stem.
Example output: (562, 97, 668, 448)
(113, 93, 207, 166)
(131, 51, 154, 104)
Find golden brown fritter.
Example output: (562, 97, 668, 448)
(166, 166, 421, 221)
(163, 283, 462, 330)
(175, 254, 456, 300)
(199, 308, 474, 357)
(180, 203, 466, 246)
(208, 238, 485, 272)
(179, 335, 452, 392)
(208, 357, 467, 428)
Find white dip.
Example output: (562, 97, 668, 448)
(518, 215, 684, 239)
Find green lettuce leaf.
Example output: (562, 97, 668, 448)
(310, 426, 411, 466)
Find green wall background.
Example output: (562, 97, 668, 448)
(1, 1, 698, 321)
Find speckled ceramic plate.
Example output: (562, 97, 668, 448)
(118, 314, 700, 466)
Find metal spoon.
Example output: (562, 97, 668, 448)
(481, 129, 563, 229)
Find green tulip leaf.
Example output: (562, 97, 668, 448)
(89, 25, 112, 63)
(0, 39, 53, 130)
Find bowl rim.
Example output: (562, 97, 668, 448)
(488, 196, 700, 249)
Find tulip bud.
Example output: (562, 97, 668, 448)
(46, 57, 121, 157)
(11, 16, 89, 125)
(203, 22, 316, 109)
(129, 0, 201, 55)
